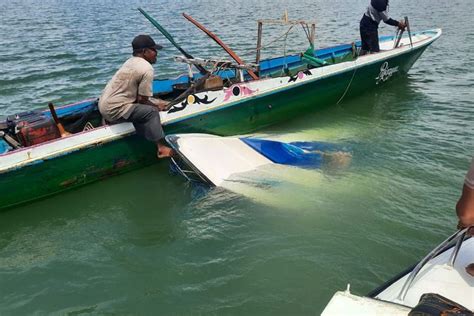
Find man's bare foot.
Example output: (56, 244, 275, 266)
(157, 145, 175, 158)
(466, 263, 474, 277)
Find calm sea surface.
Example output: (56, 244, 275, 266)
(1, 0, 473, 314)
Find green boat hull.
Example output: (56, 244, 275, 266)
(0, 46, 430, 210)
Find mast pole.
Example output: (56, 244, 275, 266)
(256, 21, 263, 74)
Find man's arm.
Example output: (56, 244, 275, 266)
(136, 67, 170, 111)
(456, 184, 474, 228)
(456, 158, 474, 228)
(378, 10, 405, 29)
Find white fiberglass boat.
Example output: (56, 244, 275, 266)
(165, 133, 349, 186)
(321, 228, 474, 315)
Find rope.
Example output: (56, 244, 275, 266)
(239, 24, 297, 76)
(254, 24, 296, 53)
(336, 67, 357, 105)
(242, 22, 315, 76)
(300, 23, 311, 44)
(251, 22, 313, 55)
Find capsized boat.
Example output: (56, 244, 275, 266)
(165, 133, 347, 186)
(0, 13, 441, 210)
(321, 228, 474, 315)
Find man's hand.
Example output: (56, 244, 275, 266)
(147, 97, 170, 111)
(398, 20, 407, 30)
(155, 99, 170, 111)
(137, 95, 171, 111)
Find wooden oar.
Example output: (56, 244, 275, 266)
(138, 8, 208, 75)
(48, 102, 70, 137)
(182, 13, 259, 81)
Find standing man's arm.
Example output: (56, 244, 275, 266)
(379, 11, 405, 29)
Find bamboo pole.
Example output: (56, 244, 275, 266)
(256, 21, 263, 73)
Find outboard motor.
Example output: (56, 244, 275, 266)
(2, 110, 60, 147)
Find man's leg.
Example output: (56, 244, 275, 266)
(125, 104, 174, 158)
(359, 25, 371, 56)
(360, 25, 380, 54)
(367, 29, 380, 53)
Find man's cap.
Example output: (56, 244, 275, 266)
(132, 35, 163, 51)
(371, 0, 388, 11)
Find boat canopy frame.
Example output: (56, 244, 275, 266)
(255, 11, 316, 72)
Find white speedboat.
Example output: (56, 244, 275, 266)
(165, 133, 348, 186)
(321, 228, 474, 315)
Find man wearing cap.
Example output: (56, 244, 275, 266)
(359, 0, 406, 55)
(99, 34, 173, 158)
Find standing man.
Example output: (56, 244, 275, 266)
(99, 34, 173, 158)
(456, 157, 474, 276)
(359, 0, 406, 55)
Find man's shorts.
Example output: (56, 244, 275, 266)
(360, 25, 380, 53)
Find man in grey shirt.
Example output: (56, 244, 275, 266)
(359, 0, 405, 55)
(99, 35, 173, 158)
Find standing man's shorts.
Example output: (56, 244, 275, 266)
(360, 25, 380, 53)
(122, 103, 164, 143)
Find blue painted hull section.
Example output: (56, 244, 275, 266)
(241, 138, 346, 168)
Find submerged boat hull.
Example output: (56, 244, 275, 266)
(165, 134, 334, 187)
(0, 30, 441, 210)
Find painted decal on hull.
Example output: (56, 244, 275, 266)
(375, 62, 399, 84)
(288, 70, 312, 83)
(169, 94, 216, 114)
(224, 84, 256, 101)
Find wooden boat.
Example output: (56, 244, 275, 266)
(0, 24, 441, 210)
(321, 227, 474, 315)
